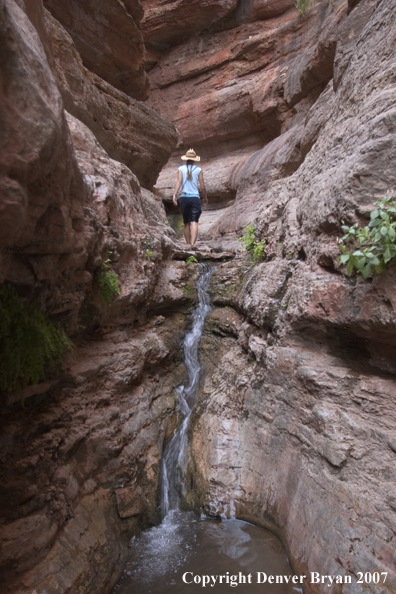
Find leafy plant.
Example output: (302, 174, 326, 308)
(296, 0, 313, 15)
(338, 197, 396, 279)
(98, 257, 121, 303)
(238, 224, 265, 262)
(0, 285, 73, 393)
(146, 249, 154, 262)
(186, 256, 198, 265)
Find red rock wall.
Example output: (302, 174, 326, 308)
(0, 1, 182, 592)
(43, 0, 150, 100)
(142, 0, 396, 592)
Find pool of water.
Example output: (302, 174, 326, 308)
(113, 511, 302, 594)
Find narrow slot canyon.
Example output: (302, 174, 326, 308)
(1, 1, 396, 593)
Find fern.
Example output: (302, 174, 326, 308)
(98, 258, 121, 304)
(0, 285, 73, 393)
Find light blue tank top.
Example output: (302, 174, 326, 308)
(179, 165, 201, 197)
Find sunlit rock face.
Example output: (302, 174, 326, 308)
(145, 1, 345, 219)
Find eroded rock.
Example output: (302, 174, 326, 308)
(43, 0, 150, 100)
(45, 10, 177, 189)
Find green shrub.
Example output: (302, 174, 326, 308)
(0, 285, 73, 393)
(186, 256, 198, 265)
(98, 257, 121, 303)
(338, 197, 396, 279)
(238, 224, 265, 262)
(296, 0, 313, 15)
(145, 249, 154, 261)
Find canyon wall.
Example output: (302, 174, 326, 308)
(139, 0, 396, 592)
(0, 1, 188, 592)
(2, 0, 396, 593)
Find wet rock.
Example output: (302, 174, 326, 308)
(115, 487, 147, 519)
(190, 324, 396, 593)
(0, 317, 185, 593)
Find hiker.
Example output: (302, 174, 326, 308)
(173, 148, 208, 246)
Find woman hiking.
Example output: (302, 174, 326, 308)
(173, 148, 208, 247)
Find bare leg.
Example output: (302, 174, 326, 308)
(190, 222, 198, 245)
(183, 223, 191, 244)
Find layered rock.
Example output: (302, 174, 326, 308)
(0, 1, 182, 592)
(3, 0, 396, 593)
(44, 10, 177, 188)
(0, 0, 83, 252)
(0, 0, 177, 331)
(0, 311, 189, 593)
(141, 0, 239, 50)
(146, 1, 343, 215)
(167, 1, 396, 592)
(43, 0, 150, 100)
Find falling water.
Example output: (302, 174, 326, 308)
(161, 263, 215, 516)
(112, 264, 301, 594)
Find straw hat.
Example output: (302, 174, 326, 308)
(181, 148, 200, 162)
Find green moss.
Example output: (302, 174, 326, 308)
(296, 0, 313, 15)
(0, 285, 73, 394)
(181, 284, 195, 295)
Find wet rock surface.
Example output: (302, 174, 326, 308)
(2, 0, 396, 593)
(188, 258, 396, 593)
(141, 0, 396, 590)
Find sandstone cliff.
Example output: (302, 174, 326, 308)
(140, 0, 396, 591)
(2, 0, 396, 593)
(0, 0, 184, 592)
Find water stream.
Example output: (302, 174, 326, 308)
(113, 264, 300, 594)
(161, 263, 215, 516)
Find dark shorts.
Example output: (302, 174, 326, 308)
(179, 195, 202, 224)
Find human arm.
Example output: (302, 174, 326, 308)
(199, 171, 208, 205)
(173, 170, 183, 206)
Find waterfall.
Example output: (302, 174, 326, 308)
(113, 263, 301, 594)
(160, 263, 215, 517)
